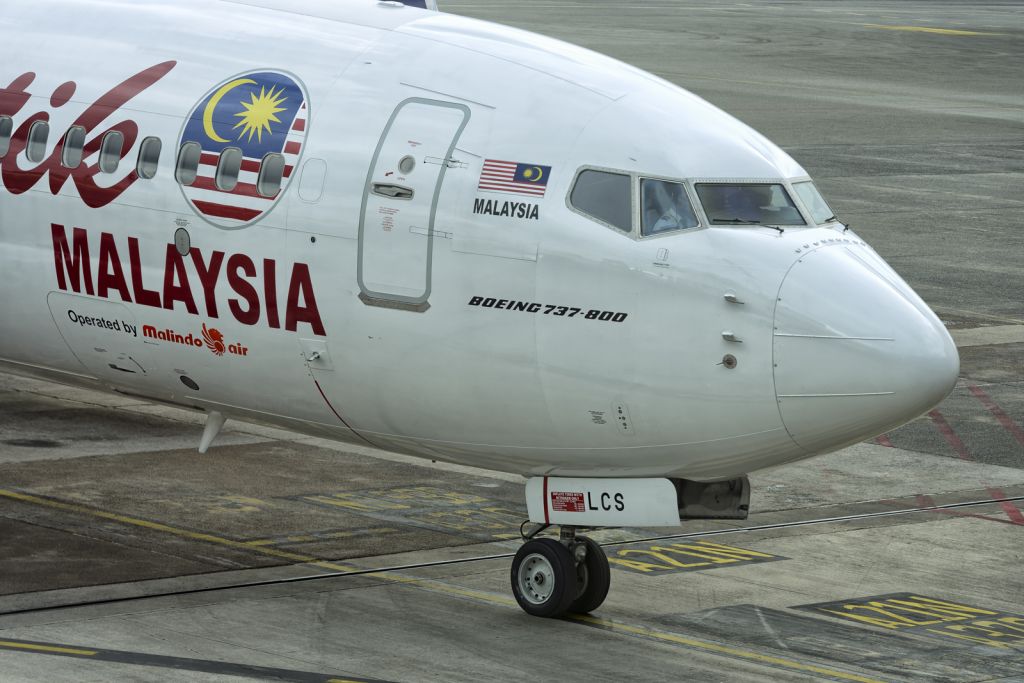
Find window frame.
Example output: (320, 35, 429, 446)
(637, 174, 704, 240)
(565, 165, 637, 237)
(26, 120, 50, 163)
(790, 177, 837, 226)
(256, 152, 286, 198)
(566, 166, 708, 240)
(136, 136, 162, 180)
(0, 115, 13, 158)
(215, 146, 243, 192)
(98, 130, 125, 174)
(691, 178, 810, 228)
(61, 126, 87, 169)
(175, 141, 202, 186)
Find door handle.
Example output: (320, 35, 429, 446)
(424, 156, 466, 169)
(371, 183, 414, 199)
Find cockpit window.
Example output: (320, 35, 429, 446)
(641, 179, 699, 236)
(570, 169, 632, 233)
(695, 183, 805, 226)
(793, 181, 836, 224)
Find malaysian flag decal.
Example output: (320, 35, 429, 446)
(477, 159, 551, 197)
(179, 71, 308, 227)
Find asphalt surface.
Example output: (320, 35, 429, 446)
(453, 0, 1024, 322)
(0, 1, 1022, 681)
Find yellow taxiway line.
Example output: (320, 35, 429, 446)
(0, 488, 886, 683)
(0, 640, 97, 656)
(864, 24, 1003, 36)
(574, 615, 887, 683)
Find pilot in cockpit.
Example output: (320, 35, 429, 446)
(711, 185, 771, 222)
(642, 179, 699, 236)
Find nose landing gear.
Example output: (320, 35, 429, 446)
(510, 526, 610, 618)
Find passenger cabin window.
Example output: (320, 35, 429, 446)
(257, 153, 286, 198)
(98, 131, 124, 174)
(570, 169, 632, 233)
(26, 120, 50, 163)
(61, 126, 87, 169)
(0, 116, 13, 158)
(176, 141, 202, 186)
(137, 136, 162, 180)
(216, 147, 243, 192)
(641, 179, 699, 236)
(695, 183, 805, 226)
(792, 181, 836, 225)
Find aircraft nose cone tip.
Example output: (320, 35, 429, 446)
(773, 246, 960, 453)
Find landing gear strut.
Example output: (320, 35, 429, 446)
(510, 526, 610, 618)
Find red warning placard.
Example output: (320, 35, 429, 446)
(550, 491, 585, 512)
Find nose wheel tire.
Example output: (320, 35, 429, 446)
(511, 538, 577, 617)
(569, 535, 611, 614)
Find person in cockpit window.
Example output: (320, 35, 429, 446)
(726, 185, 768, 222)
(643, 179, 698, 235)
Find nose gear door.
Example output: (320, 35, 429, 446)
(357, 98, 469, 312)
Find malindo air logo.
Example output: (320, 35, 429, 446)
(179, 70, 309, 228)
(202, 323, 227, 356)
(143, 323, 249, 357)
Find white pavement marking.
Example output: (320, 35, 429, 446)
(951, 325, 1024, 348)
(0, 371, 525, 482)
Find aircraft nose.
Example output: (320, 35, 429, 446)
(773, 244, 959, 453)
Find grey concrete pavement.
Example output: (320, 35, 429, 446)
(1, 1, 1023, 681)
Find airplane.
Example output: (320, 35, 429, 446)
(0, 0, 959, 618)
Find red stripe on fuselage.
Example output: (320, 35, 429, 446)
(191, 200, 262, 221)
(199, 153, 293, 177)
(190, 176, 274, 200)
(543, 476, 550, 524)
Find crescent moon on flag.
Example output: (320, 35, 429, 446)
(203, 78, 257, 143)
(528, 166, 544, 182)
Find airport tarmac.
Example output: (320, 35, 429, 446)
(1, 0, 1023, 681)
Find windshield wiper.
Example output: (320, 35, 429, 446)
(823, 214, 851, 233)
(713, 217, 784, 233)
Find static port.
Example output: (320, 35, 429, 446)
(722, 354, 738, 369)
(174, 227, 191, 256)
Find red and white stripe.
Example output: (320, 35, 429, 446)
(185, 102, 307, 224)
(477, 159, 547, 197)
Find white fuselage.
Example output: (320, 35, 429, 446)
(0, 0, 958, 480)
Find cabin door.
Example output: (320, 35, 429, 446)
(357, 98, 469, 311)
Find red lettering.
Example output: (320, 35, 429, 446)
(162, 245, 198, 314)
(263, 259, 280, 329)
(51, 223, 93, 295)
(47, 228, 324, 336)
(50, 81, 76, 108)
(96, 232, 130, 302)
(191, 249, 225, 319)
(285, 264, 325, 336)
(0, 72, 34, 118)
(57, 120, 140, 209)
(2, 112, 52, 193)
(128, 237, 161, 308)
(1, 62, 176, 208)
(227, 254, 260, 325)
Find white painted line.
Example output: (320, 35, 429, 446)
(951, 325, 1024, 348)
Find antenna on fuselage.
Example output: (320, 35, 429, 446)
(199, 411, 227, 454)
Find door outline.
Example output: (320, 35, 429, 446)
(357, 97, 470, 312)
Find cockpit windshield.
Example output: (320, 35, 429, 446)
(641, 179, 699, 236)
(792, 181, 837, 225)
(695, 183, 805, 226)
